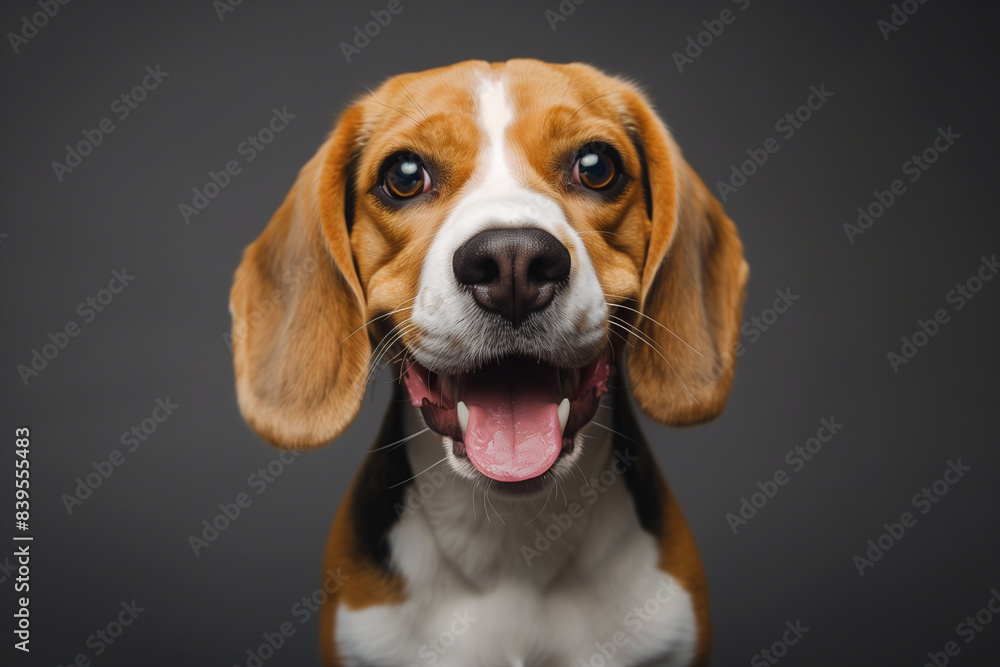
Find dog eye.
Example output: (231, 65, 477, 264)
(572, 145, 617, 190)
(382, 155, 431, 199)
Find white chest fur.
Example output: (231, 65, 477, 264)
(334, 408, 697, 667)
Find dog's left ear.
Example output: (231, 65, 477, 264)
(229, 105, 370, 449)
(623, 91, 749, 426)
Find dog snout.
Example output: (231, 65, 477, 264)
(452, 228, 571, 326)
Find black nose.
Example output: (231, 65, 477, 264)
(453, 228, 571, 326)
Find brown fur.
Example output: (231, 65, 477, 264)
(620, 94, 748, 425)
(230, 59, 747, 666)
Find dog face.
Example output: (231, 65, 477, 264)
(230, 59, 747, 488)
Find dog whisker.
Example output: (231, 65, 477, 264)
(606, 324, 634, 349)
(558, 62, 579, 108)
(368, 427, 429, 454)
(608, 319, 699, 405)
(486, 481, 506, 526)
(362, 84, 421, 124)
(367, 318, 410, 367)
(483, 481, 491, 524)
(589, 421, 644, 448)
(577, 229, 622, 238)
(605, 300, 704, 357)
(380, 331, 414, 366)
(406, 228, 446, 244)
(608, 315, 666, 358)
(385, 343, 416, 372)
(572, 91, 614, 116)
(391, 75, 429, 122)
(471, 480, 477, 522)
(523, 480, 556, 526)
(365, 328, 416, 384)
(366, 320, 415, 386)
(389, 455, 448, 489)
(341, 298, 417, 343)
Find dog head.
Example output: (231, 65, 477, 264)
(230, 60, 747, 488)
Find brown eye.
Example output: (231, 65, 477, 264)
(382, 156, 431, 199)
(572, 146, 617, 190)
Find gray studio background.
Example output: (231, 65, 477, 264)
(3, 0, 999, 665)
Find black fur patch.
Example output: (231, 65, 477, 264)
(349, 382, 668, 569)
(343, 153, 359, 235)
(348, 386, 414, 569)
(627, 130, 654, 222)
(610, 380, 667, 539)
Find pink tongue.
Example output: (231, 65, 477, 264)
(462, 361, 562, 483)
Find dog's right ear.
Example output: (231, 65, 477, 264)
(230, 105, 370, 450)
(620, 88, 748, 427)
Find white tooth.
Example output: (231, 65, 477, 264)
(457, 401, 470, 440)
(558, 398, 570, 435)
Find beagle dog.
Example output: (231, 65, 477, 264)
(230, 60, 747, 667)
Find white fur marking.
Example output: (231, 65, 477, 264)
(410, 73, 607, 374)
(334, 405, 698, 667)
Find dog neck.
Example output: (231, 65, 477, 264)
(399, 390, 635, 589)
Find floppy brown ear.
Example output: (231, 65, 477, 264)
(229, 105, 370, 449)
(624, 94, 749, 426)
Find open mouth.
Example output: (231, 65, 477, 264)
(402, 348, 612, 483)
